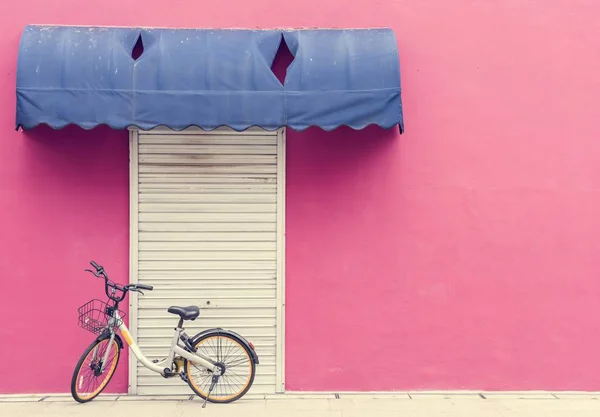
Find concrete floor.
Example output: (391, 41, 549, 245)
(1, 393, 600, 416)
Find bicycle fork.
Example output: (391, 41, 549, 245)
(92, 331, 115, 374)
(98, 331, 116, 373)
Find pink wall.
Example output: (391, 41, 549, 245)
(1, 0, 600, 394)
(0, 124, 130, 393)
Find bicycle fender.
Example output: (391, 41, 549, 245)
(190, 328, 259, 365)
(97, 330, 124, 350)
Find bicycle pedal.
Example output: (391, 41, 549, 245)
(162, 368, 180, 378)
(179, 372, 189, 383)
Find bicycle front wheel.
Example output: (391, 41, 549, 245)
(71, 334, 121, 403)
(185, 333, 256, 403)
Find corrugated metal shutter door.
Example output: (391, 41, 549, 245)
(133, 129, 281, 395)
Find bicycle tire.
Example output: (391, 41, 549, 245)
(184, 332, 256, 403)
(71, 334, 121, 403)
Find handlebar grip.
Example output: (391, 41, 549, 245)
(137, 284, 154, 291)
(90, 261, 100, 270)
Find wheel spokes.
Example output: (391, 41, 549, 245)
(188, 335, 253, 401)
(75, 340, 119, 399)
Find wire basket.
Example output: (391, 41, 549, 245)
(78, 299, 126, 335)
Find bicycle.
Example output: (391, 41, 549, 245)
(71, 261, 259, 407)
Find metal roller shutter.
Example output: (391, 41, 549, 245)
(129, 127, 284, 395)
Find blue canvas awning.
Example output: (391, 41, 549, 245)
(16, 25, 403, 133)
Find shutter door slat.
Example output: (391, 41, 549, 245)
(134, 129, 280, 395)
(139, 165, 277, 174)
(139, 223, 277, 232)
(139, 241, 277, 251)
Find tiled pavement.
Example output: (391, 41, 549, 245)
(1, 392, 599, 416)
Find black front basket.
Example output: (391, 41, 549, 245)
(77, 299, 125, 335)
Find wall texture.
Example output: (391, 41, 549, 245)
(1, 0, 600, 393)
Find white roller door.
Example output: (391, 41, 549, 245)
(128, 127, 285, 395)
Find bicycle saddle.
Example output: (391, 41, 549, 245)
(167, 305, 200, 321)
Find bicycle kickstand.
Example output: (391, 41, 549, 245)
(202, 375, 219, 408)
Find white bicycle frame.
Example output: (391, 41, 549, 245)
(96, 310, 217, 375)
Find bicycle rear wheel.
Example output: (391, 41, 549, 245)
(185, 333, 256, 403)
(71, 334, 121, 403)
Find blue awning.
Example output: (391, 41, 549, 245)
(16, 25, 403, 133)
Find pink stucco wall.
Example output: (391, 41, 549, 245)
(1, 0, 600, 394)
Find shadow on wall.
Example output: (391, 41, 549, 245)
(286, 124, 400, 195)
(20, 124, 129, 189)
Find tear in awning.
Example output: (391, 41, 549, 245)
(16, 25, 403, 133)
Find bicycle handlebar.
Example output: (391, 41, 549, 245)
(135, 284, 154, 291)
(86, 260, 153, 303)
(126, 284, 154, 296)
